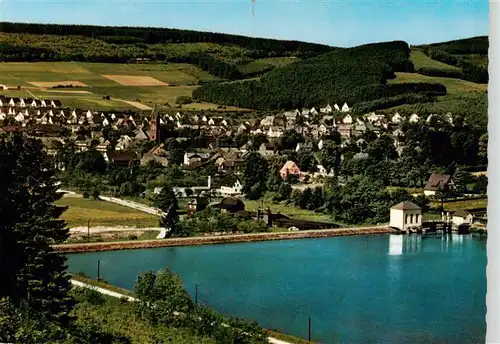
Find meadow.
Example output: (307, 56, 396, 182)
(56, 197, 159, 228)
(0, 61, 250, 111)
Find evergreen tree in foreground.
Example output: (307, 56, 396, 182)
(0, 134, 75, 338)
(154, 185, 181, 237)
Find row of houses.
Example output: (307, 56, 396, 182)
(0, 96, 62, 108)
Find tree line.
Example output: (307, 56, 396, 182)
(0, 21, 333, 58)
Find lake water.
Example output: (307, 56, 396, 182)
(66, 234, 486, 344)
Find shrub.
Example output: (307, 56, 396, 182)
(82, 288, 105, 306)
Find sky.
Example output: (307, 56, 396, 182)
(1, 0, 489, 47)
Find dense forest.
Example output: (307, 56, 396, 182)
(0, 22, 333, 79)
(417, 36, 488, 83)
(0, 22, 333, 56)
(193, 41, 447, 110)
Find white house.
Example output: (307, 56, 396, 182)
(341, 103, 351, 112)
(365, 112, 379, 123)
(409, 113, 420, 124)
(390, 201, 422, 233)
(267, 126, 284, 138)
(320, 104, 332, 113)
(115, 135, 132, 151)
(219, 180, 243, 197)
(444, 112, 453, 125)
(452, 210, 474, 227)
(392, 112, 402, 124)
(318, 139, 324, 150)
(342, 114, 353, 124)
(310, 107, 318, 115)
(334, 103, 340, 111)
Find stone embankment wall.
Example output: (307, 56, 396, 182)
(55, 227, 392, 253)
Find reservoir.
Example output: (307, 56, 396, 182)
(66, 234, 486, 344)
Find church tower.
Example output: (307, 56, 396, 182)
(148, 104, 161, 144)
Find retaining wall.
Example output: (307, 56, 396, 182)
(55, 227, 392, 253)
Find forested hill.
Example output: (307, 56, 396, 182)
(193, 40, 447, 110)
(415, 36, 488, 83)
(0, 21, 336, 80)
(0, 22, 333, 58)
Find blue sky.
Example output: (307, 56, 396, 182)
(2, 0, 489, 47)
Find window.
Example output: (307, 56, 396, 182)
(415, 214, 420, 223)
(410, 214, 414, 224)
(405, 215, 409, 224)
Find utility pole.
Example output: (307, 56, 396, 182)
(195, 284, 198, 304)
(308, 316, 311, 342)
(97, 260, 101, 281)
(87, 219, 90, 242)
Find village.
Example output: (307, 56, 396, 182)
(0, 94, 488, 235)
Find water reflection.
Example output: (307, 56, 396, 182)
(388, 233, 467, 256)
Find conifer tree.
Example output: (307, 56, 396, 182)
(154, 185, 181, 237)
(0, 134, 75, 329)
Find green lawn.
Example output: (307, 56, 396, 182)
(56, 197, 159, 228)
(243, 198, 333, 223)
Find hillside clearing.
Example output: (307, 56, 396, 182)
(410, 50, 462, 73)
(389, 72, 487, 94)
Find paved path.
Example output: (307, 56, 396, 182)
(71, 279, 293, 344)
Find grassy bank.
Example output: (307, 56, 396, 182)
(69, 274, 314, 344)
(70, 287, 218, 344)
(70, 273, 136, 298)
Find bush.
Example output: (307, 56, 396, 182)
(175, 95, 192, 105)
(82, 288, 105, 306)
(82, 191, 90, 199)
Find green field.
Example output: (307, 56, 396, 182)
(389, 72, 487, 95)
(56, 197, 159, 228)
(0, 61, 227, 111)
(409, 50, 462, 73)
